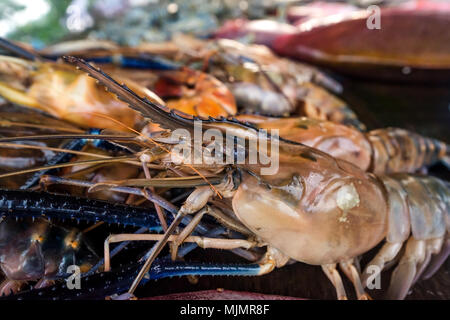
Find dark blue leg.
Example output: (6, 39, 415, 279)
(2, 257, 268, 300)
(144, 228, 266, 281)
(147, 260, 266, 281)
(88, 55, 180, 70)
(42, 53, 180, 70)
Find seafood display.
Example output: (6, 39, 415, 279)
(0, 0, 448, 302)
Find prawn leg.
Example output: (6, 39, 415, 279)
(104, 232, 259, 271)
(170, 207, 208, 261)
(321, 264, 348, 300)
(339, 259, 371, 300)
(361, 242, 403, 287)
(413, 238, 444, 283)
(385, 238, 426, 300)
(422, 238, 450, 280)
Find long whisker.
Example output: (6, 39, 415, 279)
(0, 133, 139, 143)
(141, 162, 168, 231)
(0, 140, 163, 174)
(92, 112, 225, 198)
(40, 175, 179, 215)
(61, 163, 109, 179)
(0, 155, 137, 179)
(0, 120, 84, 133)
(88, 175, 225, 191)
(0, 142, 117, 159)
(82, 221, 105, 234)
(62, 111, 150, 140)
(75, 111, 143, 136)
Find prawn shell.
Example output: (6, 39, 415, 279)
(380, 176, 411, 243)
(394, 174, 447, 240)
(233, 158, 387, 266)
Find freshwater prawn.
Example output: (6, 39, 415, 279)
(56, 57, 448, 300)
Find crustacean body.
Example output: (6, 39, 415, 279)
(236, 115, 449, 174)
(0, 49, 447, 300)
(0, 30, 447, 299)
(60, 57, 448, 300)
(233, 161, 449, 300)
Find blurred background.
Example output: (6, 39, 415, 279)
(1, 0, 406, 47)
